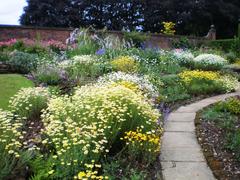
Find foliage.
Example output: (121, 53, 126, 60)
(33, 65, 66, 85)
(123, 31, 149, 48)
(159, 75, 190, 103)
(110, 56, 139, 73)
(201, 97, 240, 159)
(9, 87, 50, 119)
(60, 55, 104, 84)
(161, 22, 176, 35)
(217, 96, 240, 115)
(20, 0, 240, 38)
(9, 51, 39, 74)
(172, 37, 192, 49)
(0, 74, 34, 110)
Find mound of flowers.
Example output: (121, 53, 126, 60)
(179, 70, 239, 94)
(0, 82, 162, 179)
(193, 54, 228, 70)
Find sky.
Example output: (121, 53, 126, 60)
(0, 0, 27, 25)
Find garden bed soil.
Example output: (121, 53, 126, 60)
(195, 109, 240, 180)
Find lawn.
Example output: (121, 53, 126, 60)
(0, 74, 34, 110)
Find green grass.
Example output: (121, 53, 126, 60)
(0, 74, 34, 110)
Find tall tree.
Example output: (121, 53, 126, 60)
(20, 0, 240, 38)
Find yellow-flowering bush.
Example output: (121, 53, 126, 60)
(161, 22, 176, 35)
(110, 56, 139, 73)
(37, 84, 160, 179)
(121, 128, 162, 163)
(108, 80, 140, 94)
(0, 110, 28, 179)
(9, 87, 51, 119)
(179, 70, 238, 94)
(179, 70, 220, 84)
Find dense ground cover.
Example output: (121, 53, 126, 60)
(0, 74, 34, 110)
(196, 96, 240, 179)
(0, 29, 239, 179)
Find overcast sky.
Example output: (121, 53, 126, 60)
(0, 0, 27, 25)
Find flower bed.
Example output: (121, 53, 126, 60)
(0, 28, 239, 179)
(196, 96, 240, 179)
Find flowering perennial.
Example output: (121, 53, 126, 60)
(39, 84, 160, 178)
(110, 56, 139, 73)
(98, 72, 159, 99)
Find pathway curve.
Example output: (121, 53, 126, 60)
(160, 92, 240, 180)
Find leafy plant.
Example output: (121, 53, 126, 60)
(9, 51, 39, 73)
(123, 31, 149, 48)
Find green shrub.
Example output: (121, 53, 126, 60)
(123, 31, 149, 48)
(218, 96, 240, 115)
(60, 55, 103, 84)
(33, 65, 64, 85)
(172, 37, 192, 49)
(9, 51, 39, 73)
(0, 51, 10, 62)
(159, 75, 190, 103)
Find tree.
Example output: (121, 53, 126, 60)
(20, 0, 240, 38)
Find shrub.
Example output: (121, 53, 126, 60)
(9, 87, 50, 119)
(172, 37, 192, 49)
(0, 51, 10, 62)
(110, 56, 139, 73)
(194, 54, 228, 70)
(172, 49, 194, 67)
(33, 65, 67, 85)
(123, 31, 149, 48)
(9, 51, 39, 73)
(0, 110, 31, 179)
(219, 96, 240, 115)
(36, 84, 161, 179)
(179, 70, 239, 94)
(161, 22, 176, 35)
(47, 40, 67, 53)
(61, 55, 103, 84)
(121, 128, 161, 164)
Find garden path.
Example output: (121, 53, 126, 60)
(160, 90, 240, 180)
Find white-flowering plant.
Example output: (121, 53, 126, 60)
(97, 71, 160, 99)
(172, 49, 194, 66)
(194, 54, 228, 70)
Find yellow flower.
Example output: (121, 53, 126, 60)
(110, 56, 139, 73)
(179, 70, 220, 84)
(78, 171, 86, 179)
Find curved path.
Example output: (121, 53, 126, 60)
(160, 91, 240, 180)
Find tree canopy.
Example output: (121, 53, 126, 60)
(20, 0, 240, 38)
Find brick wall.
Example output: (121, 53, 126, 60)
(0, 25, 73, 42)
(0, 25, 209, 49)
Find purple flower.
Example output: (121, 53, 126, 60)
(96, 49, 105, 55)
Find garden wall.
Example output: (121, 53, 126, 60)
(0, 25, 210, 49)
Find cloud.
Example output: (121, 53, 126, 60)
(0, 0, 27, 25)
